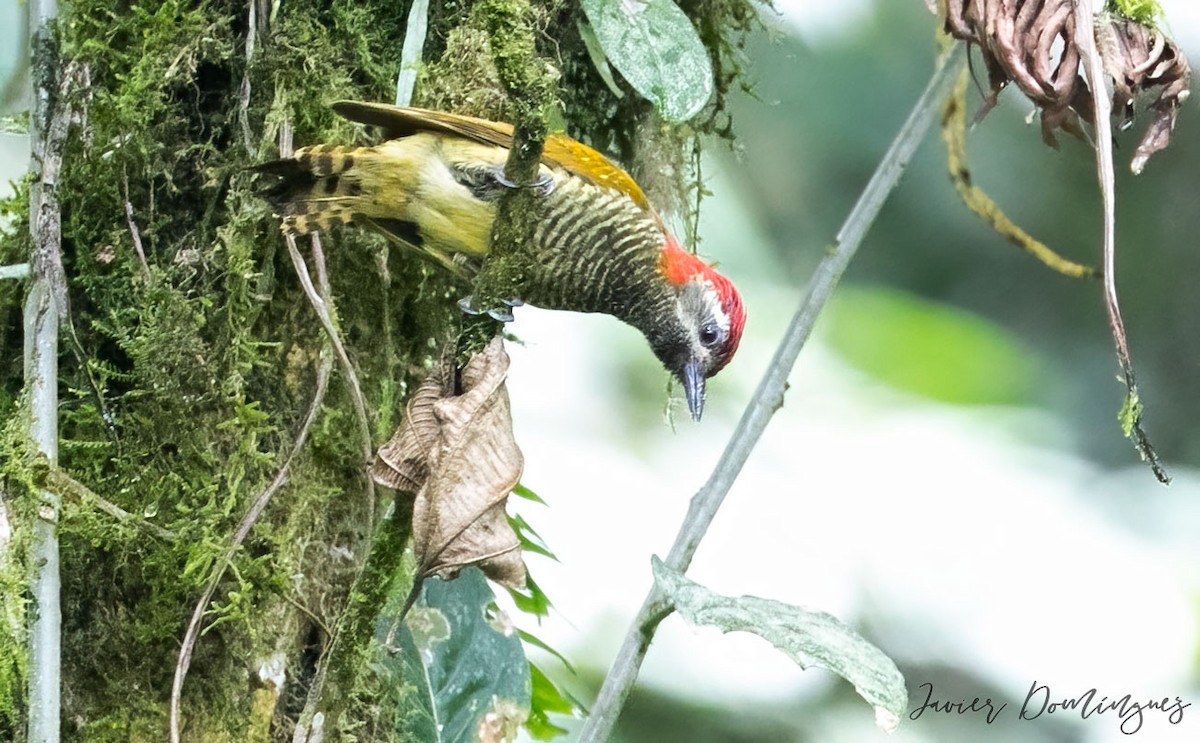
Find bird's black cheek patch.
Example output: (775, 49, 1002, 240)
(650, 339, 692, 377)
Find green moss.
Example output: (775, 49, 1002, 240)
(303, 500, 416, 735)
(1, 0, 443, 738)
(1119, 388, 1143, 440)
(1, 0, 764, 736)
(416, 24, 510, 117)
(1105, 0, 1164, 25)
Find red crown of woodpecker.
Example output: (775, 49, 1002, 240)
(660, 236, 746, 373)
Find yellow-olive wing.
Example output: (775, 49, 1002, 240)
(332, 101, 652, 212)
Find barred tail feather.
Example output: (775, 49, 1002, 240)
(255, 144, 374, 235)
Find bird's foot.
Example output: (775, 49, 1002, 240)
(458, 294, 522, 323)
(494, 171, 555, 198)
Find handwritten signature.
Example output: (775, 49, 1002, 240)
(909, 681, 1190, 735)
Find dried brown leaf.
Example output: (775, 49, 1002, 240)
(372, 360, 448, 493)
(372, 337, 527, 587)
(941, 1, 1191, 170)
(1096, 17, 1192, 174)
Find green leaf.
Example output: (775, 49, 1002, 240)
(505, 571, 553, 619)
(390, 622, 440, 742)
(509, 512, 558, 561)
(524, 662, 581, 740)
(578, 0, 714, 122)
(652, 557, 908, 733)
(386, 568, 531, 742)
(576, 18, 625, 100)
(512, 482, 546, 505)
(824, 287, 1043, 406)
(518, 630, 576, 674)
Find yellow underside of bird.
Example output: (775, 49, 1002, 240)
(282, 135, 544, 264)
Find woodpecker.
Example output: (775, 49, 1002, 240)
(257, 102, 745, 420)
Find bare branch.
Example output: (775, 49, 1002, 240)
(42, 466, 176, 541)
(578, 44, 969, 742)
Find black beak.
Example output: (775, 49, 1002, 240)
(683, 359, 706, 422)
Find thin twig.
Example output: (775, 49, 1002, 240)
(281, 592, 334, 639)
(578, 44, 968, 743)
(285, 234, 376, 516)
(122, 172, 152, 282)
(0, 263, 31, 280)
(169, 352, 333, 743)
(278, 120, 376, 516)
(307, 232, 332, 305)
(278, 116, 382, 741)
(42, 466, 176, 540)
(1073, 0, 1169, 483)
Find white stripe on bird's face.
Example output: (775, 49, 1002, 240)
(676, 276, 732, 372)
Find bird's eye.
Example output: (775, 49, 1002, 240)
(699, 322, 721, 347)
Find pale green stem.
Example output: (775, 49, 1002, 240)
(0, 263, 31, 280)
(396, 0, 429, 106)
(27, 0, 62, 740)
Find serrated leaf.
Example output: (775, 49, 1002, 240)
(386, 568, 532, 742)
(578, 0, 714, 122)
(652, 557, 907, 733)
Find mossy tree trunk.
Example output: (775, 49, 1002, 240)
(0, 0, 757, 739)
